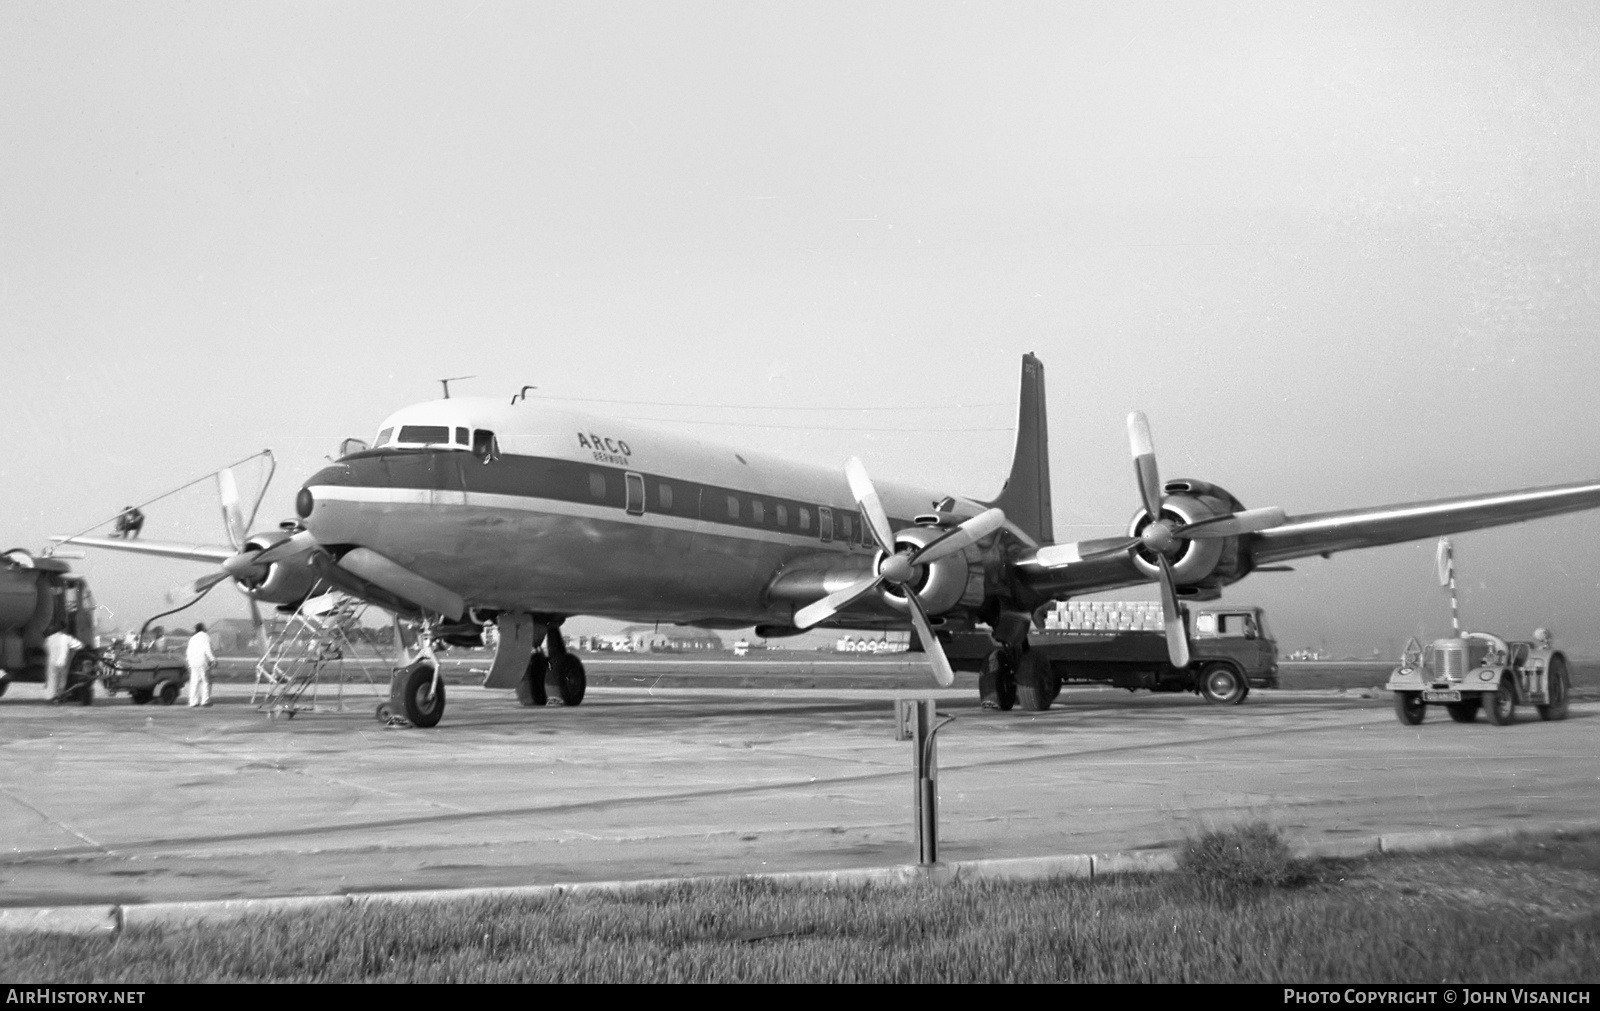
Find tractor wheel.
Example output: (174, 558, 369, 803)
(1394, 691, 1425, 725)
(399, 661, 446, 728)
(156, 681, 179, 705)
(1538, 655, 1570, 722)
(129, 688, 153, 705)
(516, 654, 549, 707)
(1199, 663, 1248, 705)
(552, 654, 586, 706)
(1482, 678, 1515, 726)
(1015, 651, 1058, 712)
(1445, 699, 1479, 723)
(978, 649, 1016, 711)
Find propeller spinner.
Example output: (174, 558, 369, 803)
(793, 457, 1004, 687)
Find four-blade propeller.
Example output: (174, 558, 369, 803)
(1071, 412, 1286, 667)
(793, 457, 1005, 687)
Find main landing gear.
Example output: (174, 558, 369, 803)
(515, 625, 587, 709)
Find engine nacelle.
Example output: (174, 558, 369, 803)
(874, 525, 982, 617)
(1127, 479, 1247, 588)
(233, 532, 320, 606)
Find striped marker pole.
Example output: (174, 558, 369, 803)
(1435, 538, 1460, 636)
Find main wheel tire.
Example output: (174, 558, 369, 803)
(1015, 651, 1058, 712)
(129, 688, 153, 705)
(516, 654, 549, 707)
(978, 649, 1016, 711)
(1395, 691, 1425, 725)
(552, 653, 586, 706)
(399, 661, 446, 728)
(1538, 655, 1570, 722)
(1482, 678, 1515, 726)
(1199, 663, 1248, 705)
(156, 681, 179, 705)
(1445, 699, 1479, 723)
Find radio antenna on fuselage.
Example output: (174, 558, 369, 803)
(438, 375, 476, 399)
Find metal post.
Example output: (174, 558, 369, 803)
(895, 698, 954, 866)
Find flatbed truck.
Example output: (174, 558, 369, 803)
(944, 601, 1278, 711)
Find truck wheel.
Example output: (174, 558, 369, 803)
(129, 688, 153, 705)
(516, 654, 549, 707)
(399, 661, 446, 728)
(552, 654, 586, 706)
(1445, 699, 1479, 723)
(1482, 678, 1515, 726)
(156, 681, 179, 705)
(1015, 651, 1058, 712)
(1394, 691, 1425, 725)
(0, 677, 9, 698)
(979, 650, 1016, 711)
(1538, 656, 1570, 722)
(1199, 663, 1247, 705)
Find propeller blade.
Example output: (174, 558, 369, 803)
(248, 598, 269, 655)
(254, 529, 318, 566)
(910, 507, 1007, 565)
(844, 456, 896, 553)
(1127, 411, 1163, 521)
(904, 589, 956, 687)
(1155, 554, 1190, 668)
(794, 573, 883, 629)
(1180, 506, 1287, 538)
(1075, 536, 1141, 562)
(167, 570, 229, 606)
(217, 469, 246, 550)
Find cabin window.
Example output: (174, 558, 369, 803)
(589, 472, 607, 500)
(472, 429, 498, 462)
(657, 482, 674, 511)
(775, 504, 788, 528)
(625, 473, 645, 516)
(726, 495, 740, 521)
(375, 428, 394, 447)
(839, 512, 855, 544)
(798, 507, 811, 531)
(398, 425, 451, 445)
(819, 507, 833, 542)
(751, 500, 764, 525)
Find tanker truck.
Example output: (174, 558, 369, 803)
(0, 549, 98, 699)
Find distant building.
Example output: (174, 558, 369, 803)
(616, 625, 726, 653)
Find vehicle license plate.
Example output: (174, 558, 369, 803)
(1422, 690, 1461, 702)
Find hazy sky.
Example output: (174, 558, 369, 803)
(3, 2, 1599, 654)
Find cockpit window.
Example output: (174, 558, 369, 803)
(375, 428, 394, 447)
(397, 425, 452, 445)
(472, 429, 499, 462)
(455, 426, 469, 445)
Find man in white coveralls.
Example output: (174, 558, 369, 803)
(186, 622, 215, 707)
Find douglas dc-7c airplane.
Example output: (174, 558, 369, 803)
(58, 354, 1600, 727)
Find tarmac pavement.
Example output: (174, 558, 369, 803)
(1, 662, 1596, 911)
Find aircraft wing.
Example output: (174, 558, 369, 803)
(1248, 478, 1600, 566)
(48, 535, 235, 565)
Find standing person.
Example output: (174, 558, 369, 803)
(45, 629, 83, 703)
(186, 622, 216, 707)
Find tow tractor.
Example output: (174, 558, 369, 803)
(1384, 539, 1571, 726)
(1386, 632, 1569, 726)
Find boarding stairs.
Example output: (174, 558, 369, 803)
(251, 589, 393, 719)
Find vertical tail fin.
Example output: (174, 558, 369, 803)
(984, 353, 1054, 546)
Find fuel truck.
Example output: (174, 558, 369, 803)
(0, 549, 97, 699)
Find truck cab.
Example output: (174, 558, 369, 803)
(1189, 607, 1279, 688)
(0, 550, 97, 696)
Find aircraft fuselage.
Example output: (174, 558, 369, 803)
(299, 397, 965, 626)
